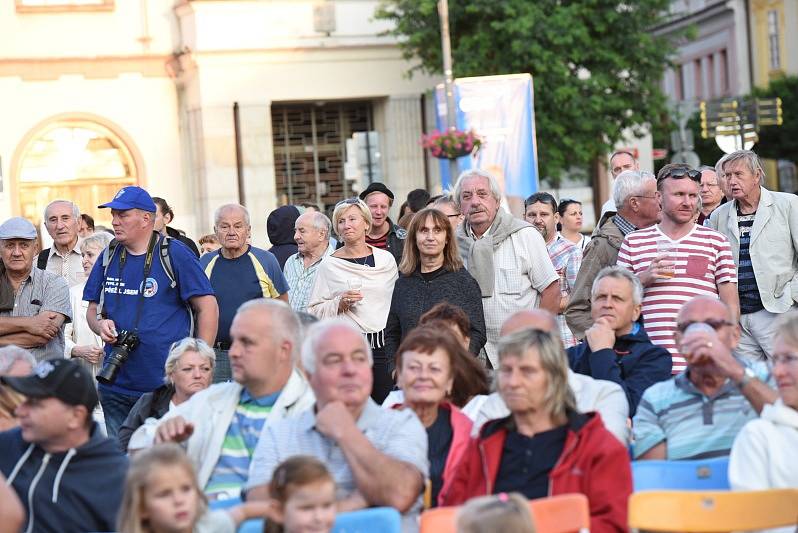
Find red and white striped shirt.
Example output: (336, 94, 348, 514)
(617, 224, 737, 373)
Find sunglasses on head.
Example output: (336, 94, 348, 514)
(658, 168, 701, 183)
(335, 197, 360, 208)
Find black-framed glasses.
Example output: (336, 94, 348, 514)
(446, 213, 462, 219)
(658, 168, 701, 183)
(675, 319, 735, 333)
(630, 194, 658, 200)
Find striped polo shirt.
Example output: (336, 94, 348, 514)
(736, 209, 765, 314)
(633, 362, 771, 460)
(617, 224, 737, 373)
(204, 389, 280, 499)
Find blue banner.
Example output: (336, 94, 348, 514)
(435, 74, 539, 201)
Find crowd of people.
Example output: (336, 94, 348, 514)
(1, 147, 797, 533)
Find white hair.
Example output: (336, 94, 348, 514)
(163, 338, 216, 384)
(214, 203, 251, 228)
(297, 211, 332, 240)
(714, 154, 729, 177)
(235, 298, 300, 362)
(80, 231, 114, 253)
(613, 170, 656, 209)
(300, 318, 372, 374)
(452, 169, 502, 208)
(44, 200, 80, 221)
(723, 150, 765, 180)
(0, 346, 36, 375)
(591, 266, 643, 306)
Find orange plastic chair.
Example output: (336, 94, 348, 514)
(420, 493, 590, 533)
(628, 489, 798, 532)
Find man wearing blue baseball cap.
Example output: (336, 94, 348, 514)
(82, 186, 218, 439)
(0, 216, 71, 361)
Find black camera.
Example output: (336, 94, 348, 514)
(96, 330, 140, 385)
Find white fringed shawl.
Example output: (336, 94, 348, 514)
(306, 246, 398, 334)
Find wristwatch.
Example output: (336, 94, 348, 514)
(736, 366, 756, 388)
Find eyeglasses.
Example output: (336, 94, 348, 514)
(524, 192, 557, 210)
(675, 319, 735, 333)
(658, 168, 701, 184)
(700, 182, 719, 189)
(446, 213, 462, 219)
(773, 353, 798, 367)
(630, 194, 657, 200)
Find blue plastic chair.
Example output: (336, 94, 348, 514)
(632, 457, 730, 491)
(332, 507, 402, 533)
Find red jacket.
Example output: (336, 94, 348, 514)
(440, 411, 632, 533)
(390, 402, 473, 507)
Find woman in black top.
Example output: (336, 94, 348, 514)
(118, 338, 215, 451)
(384, 208, 486, 366)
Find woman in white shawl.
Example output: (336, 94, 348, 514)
(307, 197, 398, 402)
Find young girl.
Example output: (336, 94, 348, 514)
(265, 456, 337, 533)
(118, 444, 269, 533)
(456, 492, 536, 533)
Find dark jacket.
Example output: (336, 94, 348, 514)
(267, 205, 301, 269)
(0, 423, 128, 533)
(565, 213, 625, 339)
(567, 325, 672, 416)
(441, 412, 632, 533)
(166, 226, 200, 257)
(118, 383, 175, 451)
(384, 266, 486, 366)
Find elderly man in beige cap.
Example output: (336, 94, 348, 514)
(0, 217, 71, 361)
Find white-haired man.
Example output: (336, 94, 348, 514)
(601, 150, 640, 215)
(135, 299, 314, 500)
(284, 210, 334, 313)
(454, 169, 559, 368)
(566, 170, 660, 339)
(247, 318, 427, 527)
(201, 203, 289, 382)
(567, 266, 672, 416)
(38, 200, 85, 287)
(708, 150, 798, 361)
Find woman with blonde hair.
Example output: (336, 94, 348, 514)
(442, 328, 632, 533)
(384, 208, 486, 368)
(307, 197, 398, 402)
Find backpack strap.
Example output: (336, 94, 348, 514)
(36, 249, 49, 270)
(159, 235, 177, 289)
(96, 239, 120, 319)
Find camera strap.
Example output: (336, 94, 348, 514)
(116, 232, 159, 335)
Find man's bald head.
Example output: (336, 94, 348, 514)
(676, 296, 739, 352)
(500, 310, 558, 337)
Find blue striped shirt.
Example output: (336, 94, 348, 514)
(283, 244, 334, 313)
(205, 389, 280, 499)
(633, 362, 771, 460)
(737, 209, 765, 314)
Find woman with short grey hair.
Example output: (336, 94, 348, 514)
(118, 338, 215, 451)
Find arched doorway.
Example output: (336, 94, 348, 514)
(14, 118, 139, 230)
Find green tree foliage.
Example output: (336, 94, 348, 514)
(376, 0, 676, 179)
(752, 75, 798, 161)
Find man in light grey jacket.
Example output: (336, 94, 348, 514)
(129, 298, 314, 499)
(709, 150, 798, 361)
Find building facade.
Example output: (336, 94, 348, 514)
(0, 0, 438, 246)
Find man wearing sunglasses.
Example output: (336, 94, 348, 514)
(707, 150, 798, 362)
(633, 296, 776, 460)
(617, 163, 739, 374)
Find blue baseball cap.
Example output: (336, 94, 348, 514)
(98, 186, 157, 212)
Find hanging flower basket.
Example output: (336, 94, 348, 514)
(420, 129, 482, 160)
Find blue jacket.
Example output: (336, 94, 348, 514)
(567, 325, 672, 416)
(0, 423, 128, 533)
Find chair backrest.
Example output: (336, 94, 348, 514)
(332, 507, 402, 533)
(632, 457, 730, 491)
(420, 493, 590, 533)
(629, 489, 798, 532)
